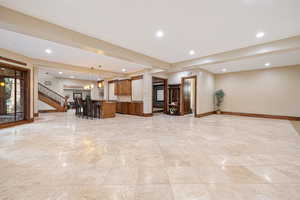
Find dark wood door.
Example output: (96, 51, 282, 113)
(0, 77, 4, 116)
(0, 66, 28, 125)
(183, 79, 192, 114)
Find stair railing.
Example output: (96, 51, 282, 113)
(38, 83, 68, 111)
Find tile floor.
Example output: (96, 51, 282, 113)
(0, 111, 299, 199)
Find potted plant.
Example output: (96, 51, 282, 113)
(214, 89, 225, 114)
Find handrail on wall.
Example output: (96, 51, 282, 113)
(38, 82, 65, 99)
(38, 82, 69, 110)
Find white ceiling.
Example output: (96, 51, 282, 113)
(0, 0, 299, 63)
(0, 29, 149, 73)
(39, 67, 101, 81)
(201, 49, 300, 74)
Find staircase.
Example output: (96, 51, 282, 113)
(38, 83, 68, 112)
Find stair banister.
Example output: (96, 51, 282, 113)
(38, 82, 68, 111)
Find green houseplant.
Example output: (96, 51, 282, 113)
(214, 89, 225, 114)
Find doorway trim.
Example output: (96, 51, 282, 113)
(181, 75, 197, 117)
(152, 76, 168, 113)
(0, 61, 31, 129)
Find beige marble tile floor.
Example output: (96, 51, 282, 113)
(0, 111, 300, 199)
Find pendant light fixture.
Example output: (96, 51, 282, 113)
(84, 67, 95, 90)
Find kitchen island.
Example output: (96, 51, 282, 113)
(99, 101, 117, 118)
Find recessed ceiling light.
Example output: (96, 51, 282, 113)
(58, 72, 63, 74)
(122, 68, 126, 72)
(156, 30, 164, 38)
(203, 59, 213, 64)
(45, 48, 52, 54)
(189, 50, 195, 55)
(256, 32, 265, 38)
(70, 76, 75, 79)
(222, 68, 227, 72)
(265, 62, 270, 66)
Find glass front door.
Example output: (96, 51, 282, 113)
(0, 67, 27, 124)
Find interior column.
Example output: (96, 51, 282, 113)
(33, 66, 39, 116)
(143, 70, 152, 115)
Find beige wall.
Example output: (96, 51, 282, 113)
(197, 70, 215, 115)
(108, 82, 117, 101)
(216, 65, 300, 117)
(132, 79, 143, 101)
(38, 100, 56, 111)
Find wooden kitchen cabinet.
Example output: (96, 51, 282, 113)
(100, 101, 116, 118)
(121, 102, 130, 114)
(117, 102, 129, 114)
(117, 102, 128, 114)
(116, 102, 122, 113)
(129, 102, 143, 115)
(114, 81, 119, 96)
(116, 101, 143, 116)
(115, 80, 131, 96)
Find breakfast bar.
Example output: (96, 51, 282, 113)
(100, 101, 116, 118)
